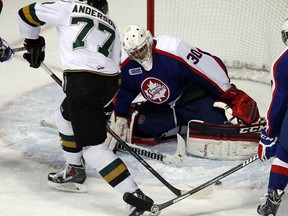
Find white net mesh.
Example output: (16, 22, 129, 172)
(152, 0, 288, 83)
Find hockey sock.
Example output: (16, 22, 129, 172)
(83, 143, 138, 194)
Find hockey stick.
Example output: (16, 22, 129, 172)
(40, 62, 213, 198)
(107, 126, 189, 196)
(124, 154, 259, 213)
(40, 119, 57, 129)
(39, 119, 185, 166)
(12, 47, 26, 53)
(116, 140, 184, 165)
(41, 63, 62, 86)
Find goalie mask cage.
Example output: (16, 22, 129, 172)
(147, 0, 288, 84)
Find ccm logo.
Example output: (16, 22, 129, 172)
(239, 125, 266, 133)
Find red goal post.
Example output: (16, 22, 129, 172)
(147, 0, 288, 84)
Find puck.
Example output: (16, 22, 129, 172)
(215, 180, 222, 185)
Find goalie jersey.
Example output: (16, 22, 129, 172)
(115, 35, 233, 116)
(18, 0, 121, 75)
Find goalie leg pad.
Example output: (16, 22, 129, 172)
(186, 120, 266, 160)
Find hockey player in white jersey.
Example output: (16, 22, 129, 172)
(18, 1, 154, 215)
(0, 0, 14, 63)
(106, 24, 263, 161)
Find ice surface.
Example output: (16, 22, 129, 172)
(0, 1, 287, 215)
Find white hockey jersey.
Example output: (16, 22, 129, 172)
(18, 0, 121, 75)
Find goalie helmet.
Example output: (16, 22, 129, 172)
(80, 0, 108, 15)
(123, 25, 154, 71)
(281, 18, 288, 46)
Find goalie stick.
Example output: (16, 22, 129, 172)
(106, 126, 213, 197)
(39, 64, 213, 198)
(123, 154, 259, 213)
(39, 119, 185, 166)
(107, 126, 183, 189)
(40, 120, 57, 129)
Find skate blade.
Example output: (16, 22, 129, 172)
(48, 181, 87, 193)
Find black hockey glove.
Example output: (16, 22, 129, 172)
(23, 36, 45, 68)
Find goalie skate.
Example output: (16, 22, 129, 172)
(48, 163, 87, 193)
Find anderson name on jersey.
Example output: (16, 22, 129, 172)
(71, 3, 116, 29)
(18, 0, 120, 75)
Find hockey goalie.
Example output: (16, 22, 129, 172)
(106, 24, 264, 161)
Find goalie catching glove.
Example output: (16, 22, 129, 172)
(221, 86, 260, 124)
(105, 111, 138, 150)
(23, 36, 45, 68)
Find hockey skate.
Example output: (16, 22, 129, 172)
(126, 189, 160, 216)
(48, 164, 87, 193)
(257, 189, 284, 216)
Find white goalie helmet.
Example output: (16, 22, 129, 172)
(281, 18, 288, 46)
(123, 25, 154, 71)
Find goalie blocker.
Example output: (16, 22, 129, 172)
(187, 119, 266, 160)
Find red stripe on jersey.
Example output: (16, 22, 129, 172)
(155, 48, 225, 94)
(271, 164, 288, 176)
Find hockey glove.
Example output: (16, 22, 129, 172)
(105, 112, 128, 150)
(0, 38, 14, 62)
(221, 86, 260, 124)
(23, 36, 45, 68)
(258, 130, 277, 161)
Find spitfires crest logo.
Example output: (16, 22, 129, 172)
(141, 77, 170, 104)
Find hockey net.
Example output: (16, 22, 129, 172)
(147, 0, 288, 84)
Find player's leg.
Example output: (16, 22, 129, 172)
(47, 98, 87, 192)
(130, 96, 226, 145)
(257, 112, 288, 216)
(257, 151, 287, 216)
(176, 95, 227, 125)
(133, 102, 176, 138)
(67, 73, 154, 214)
